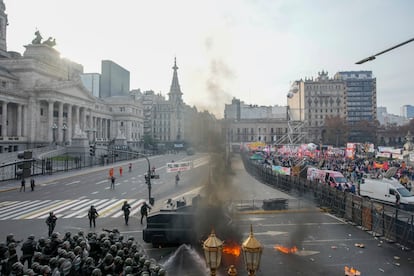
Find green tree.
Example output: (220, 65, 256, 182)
(142, 134, 155, 149)
(322, 116, 348, 147)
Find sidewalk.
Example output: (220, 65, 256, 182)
(0, 159, 142, 193)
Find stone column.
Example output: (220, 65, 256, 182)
(27, 98, 37, 144)
(88, 109, 93, 142)
(58, 102, 63, 143)
(67, 104, 72, 143)
(22, 104, 27, 137)
(48, 100, 54, 142)
(99, 118, 105, 139)
(96, 118, 100, 139)
(93, 116, 97, 142)
(1, 101, 7, 137)
(74, 106, 80, 130)
(82, 107, 87, 133)
(16, 104, 22, 137)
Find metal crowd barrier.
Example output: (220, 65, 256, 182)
(241, 153, 414, 249)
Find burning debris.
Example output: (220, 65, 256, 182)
(344, 266, 361, 276)
(274, 245, 298, 254)
(223, 241, 241, 257)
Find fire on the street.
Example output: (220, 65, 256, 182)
(344, 266, 361, 276)
(274, 245, 298, 254)
(223, 241, 241, 257)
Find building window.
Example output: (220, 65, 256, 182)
(40, 108, 44, 116)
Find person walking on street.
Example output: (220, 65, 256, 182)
(88, 205, 99, 228)
(128, 163, 132, 172)
(110, 176, 115, 190)
(46, 212, 58, 237)
(20, 178, 26, 192)
(119, 166, 123, 177)
(121, 201, 131, 225)
(175, 173, 180, 186)
(140, 202, 151, 225)
(30, 178, 35, 191)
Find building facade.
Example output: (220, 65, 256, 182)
(80, 73, 100, 98)
(140, 58, 200, 148)
(334, 71, 377, 124)
(0, 1, 144, 153)
(401, 105, 414, 119)
(287, 70, 377, 143)
(99, 60, 130, 98)
(224, 97, 289, 144)
(288, 71, 347, 143)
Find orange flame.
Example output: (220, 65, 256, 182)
(274, 245, 298, 254)
(223, 241, 241, 257)
(344, 266, 361, 276)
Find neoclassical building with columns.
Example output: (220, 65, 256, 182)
(0, 43, 144, 153)
(0, 1, 144, 153)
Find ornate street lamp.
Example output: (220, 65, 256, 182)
(242, 225, 263, 276)
(51, 123, 58, 144)
(62, 123, 68, 145)
(203, 229, 223, 276)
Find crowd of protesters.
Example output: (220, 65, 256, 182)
(259, 150, 414, 192)
(0, 230, 166, 275)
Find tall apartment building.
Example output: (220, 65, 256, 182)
(334, 71, 377, 124)
(334, 71, 377, 142)
(288, 71, 347, 143)
(100, 60, 130, 98)
(288, 71, 377, 143)
(401, 105, 414, 119)
(80, 73, 100, 98)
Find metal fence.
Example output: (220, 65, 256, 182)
(241, 153, 414, 249)
(0, 150, 147, 182)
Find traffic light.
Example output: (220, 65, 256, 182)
(89, 144, 96, 156)
(17, 150, 32, 178)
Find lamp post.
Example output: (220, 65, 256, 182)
(51, 123, 58, 144)
(242, 225, 263, 276)
(203, 229, 223, 276)
(355, 37, 414, 64)
(131, 151, 154, 205)
(62, 123, 68, 145)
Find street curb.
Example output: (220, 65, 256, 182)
(0, 157, 154, 193)
(238, 207, 322, 215)
(0, 187, 19, 193)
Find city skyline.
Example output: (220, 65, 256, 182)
(4, 0, 414, 118)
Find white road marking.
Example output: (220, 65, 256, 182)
(0, 198, 148, 220)
(64, 199, 105, 218)
(92, 191, 99, 194)
(39, 199, 90, 219)
(65, 181, 80, 186)
(96, 180, 108, 185)
(0, 200, 53, 220)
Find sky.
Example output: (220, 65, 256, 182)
(4, 0, 414, 118)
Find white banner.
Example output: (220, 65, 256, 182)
(166, 161, 193, 173)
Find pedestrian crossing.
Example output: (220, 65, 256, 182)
(0, 198, 146, 220)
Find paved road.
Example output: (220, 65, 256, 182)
(0, 153, 413, 275)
